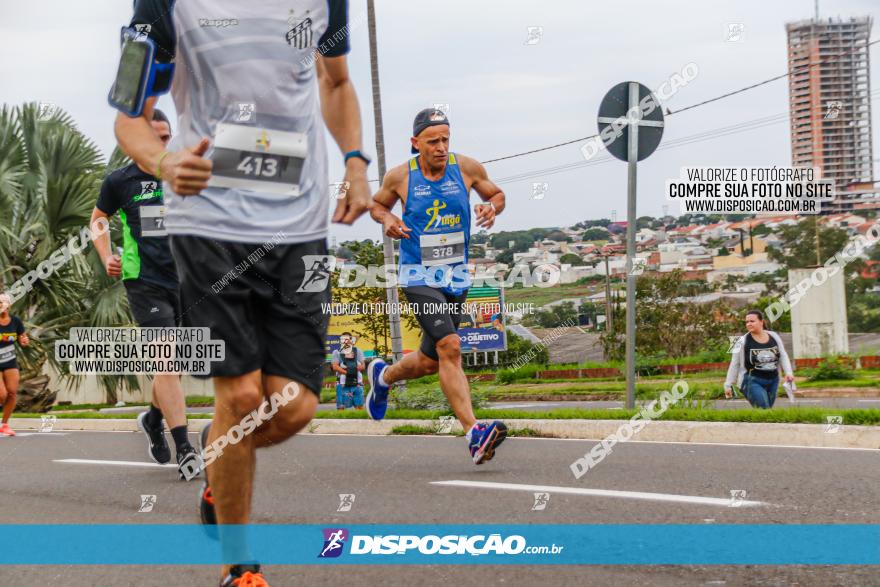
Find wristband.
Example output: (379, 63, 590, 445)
(155, 150, 170, 180)
(344, 150, 371, 166)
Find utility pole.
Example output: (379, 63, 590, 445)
(367, 0, 403, 362)
(603, 253, 613, 333)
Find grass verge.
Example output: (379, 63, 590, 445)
(15, 407, 880, 426)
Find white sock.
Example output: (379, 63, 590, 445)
(378, 367, 389, 387)
(465, 424, 478, 442)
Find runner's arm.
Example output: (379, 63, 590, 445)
(17, 319, 28, 347)
(115, 98, 212, 197)
(460, 155, 505, 229)
(317, 53, 370, 225)
(90, 207, 121, 277)
(114, 2, 211, 195)
(371, 166, 411, 239)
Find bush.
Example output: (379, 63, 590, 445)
(808, 357, 856, 382)
(495, 363, 542, 384)
(392, 383, 489, 411)
(498, 332, 549, 367)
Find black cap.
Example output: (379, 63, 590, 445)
(411, 108, 450, 154)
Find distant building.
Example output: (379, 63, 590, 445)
(786, 17, 875, 209)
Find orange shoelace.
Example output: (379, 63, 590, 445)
(202, 486, 214, 506)
(233, 571, 267, 586)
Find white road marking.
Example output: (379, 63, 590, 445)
(857, 399, 880, 403)
(431, 479, 766, 507)
(54, 458, 176, 468)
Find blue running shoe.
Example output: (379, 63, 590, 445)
(469, 421, 508, 465)
(366, 359, 390, 421)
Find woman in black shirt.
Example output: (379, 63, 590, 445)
(723, 309, 795, 408)
(0, 293, 29, 436)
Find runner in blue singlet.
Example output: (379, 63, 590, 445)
(368, 108, 509, 465)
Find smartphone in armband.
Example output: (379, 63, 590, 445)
(108, 27, 174, 117)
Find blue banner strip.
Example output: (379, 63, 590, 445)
(1, 524, 878, 565)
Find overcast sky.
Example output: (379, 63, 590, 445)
(3, 0, 878, 243)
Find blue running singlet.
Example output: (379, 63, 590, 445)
(398, 154, 471, 295)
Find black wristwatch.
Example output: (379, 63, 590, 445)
(344, 150, 371, 166)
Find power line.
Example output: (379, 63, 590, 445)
(666, 38, 879, 116)
(478, 37, 879, 165)
(494, 89, 880, 185)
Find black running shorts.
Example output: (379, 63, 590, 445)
(169, 235, 330, 396)
(123, 279, 180, 328)
(403, 285, 468, 361)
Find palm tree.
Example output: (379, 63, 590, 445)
(0, 103, 136, 408)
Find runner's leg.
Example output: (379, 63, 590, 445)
(252, 374, 318, 448)
(1, 368, 19, 424)
(382, 349, 438, 383)
(208, 371, 262, 578)
(152, 374, 187, 429)
(435, 334, 476, 431)
(0, 373, 8, 422)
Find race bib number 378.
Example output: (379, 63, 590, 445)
(209, 123, 307, 196)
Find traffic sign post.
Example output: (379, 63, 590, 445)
(597, 81, 664, 409)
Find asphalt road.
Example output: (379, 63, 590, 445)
(0, 431, 877, 586)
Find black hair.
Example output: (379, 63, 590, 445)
(746, 309, 767, 329)
(341, 331, 352, 337)
(151, 108, 170, 125)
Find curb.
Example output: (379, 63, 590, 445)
(10, 418, 880, 449)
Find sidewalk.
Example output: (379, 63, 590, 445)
(10, 417, 879, 450)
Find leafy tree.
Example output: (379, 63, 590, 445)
(494, 249, 514, 265)
(560, 253, 584, 266)
(636, 216, 654, 229)
(578, 218, 611, 229)
(469, 244, 486, 259)
(847, 292, 880, 332)
(489, 231, 533, 253)
(332, 240, 418, 357)
(578, 301, 598, 327)
(582, 228, 609, 241)
(523, 301, 578, 328)
(498, 331, 549, 367)
(545, 230, 570, 243)
(600, 270, 739, 361)
(768, 218, 853, 269)
(470, 230, 489, 245)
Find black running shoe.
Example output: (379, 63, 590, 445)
(177, 446, 203, 481)
(136, 411, 171, 464)
(198, 423, 217, 533)
(219, 564, 267, 586)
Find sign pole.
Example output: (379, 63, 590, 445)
(625, 82, 639, 410)
(596, 80, 663, 410)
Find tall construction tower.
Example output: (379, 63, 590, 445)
(786, 16, 874, 209)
